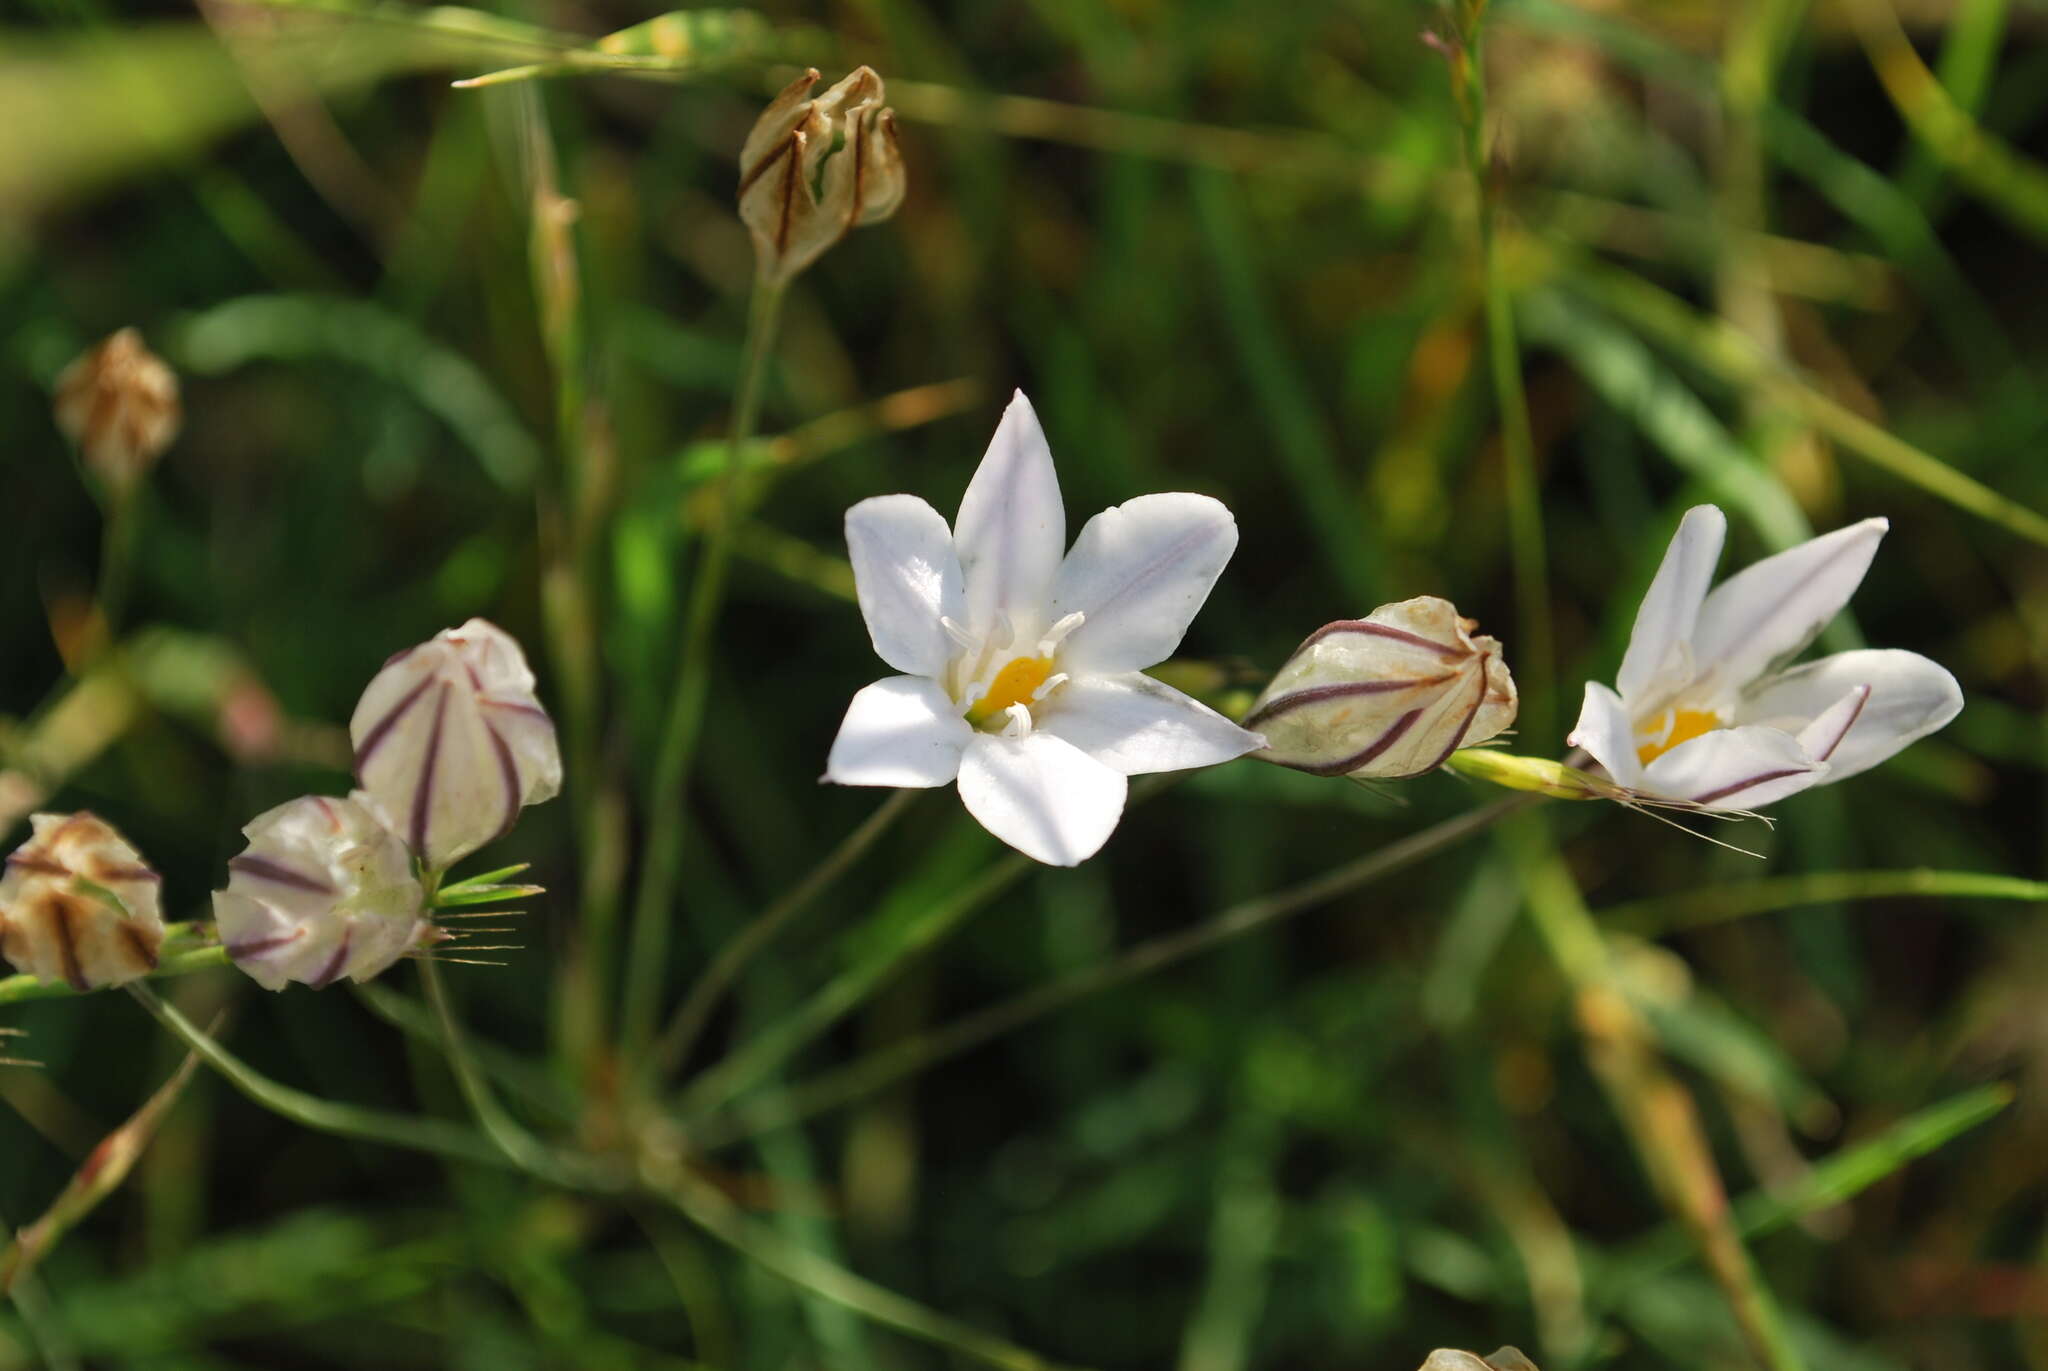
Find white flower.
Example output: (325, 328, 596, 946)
(214, 795, 429, 991)
(1568, 505, 1962, 811)
(0, 812, 165, 990)
(349, 619, 562, 872)
(825, 391, 1263, 865)
(1245, 597, 1518, 778)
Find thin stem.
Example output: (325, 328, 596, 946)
(126, 983, 509, 1169)
(645, 1163, 1088, 1371)
(416, 957, 613, 1189)
(654, 788, 919, 1081)
(1451, 1, 1555, 745)
(692, 798, 1529, 1147)
(622, 276, 789, 1064)
(94, 486, 143, 645)
(1505, 816, 1808, 1371)
(1602, 869, 2048, 936)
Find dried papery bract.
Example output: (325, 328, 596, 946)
(739, 66, 906, 284)
(0, 812, 165, 990)
(1245, 597, 1518, 778)
(350, 618, 562, 873)
(215, 795, 429, 991)
(52, 328, 180, 496)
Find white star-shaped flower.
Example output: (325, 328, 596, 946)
(1568, 505, 1962, 811)
(825, 391, 1264, 865)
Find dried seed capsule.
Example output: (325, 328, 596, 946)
(0, 812, 165, 990)
(350, 619, 562, 872)
(52, 328, 180, 495)
(215, 795, 428, 991)
(739, 66, 906, 284)
(1245, 597, 1518, 779)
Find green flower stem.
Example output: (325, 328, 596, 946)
(1602, 869, 2048, 937)
(1505, 815, 1808, 1371)
(126, 982, 509, 1170)
(644, 1163, 1087, 1371)
(415, 957, 619, 1190)
(691, 797, 1531, 1148)
(0, 935, 226, 1006)
(622, 275, 789, 1067)
(653, 788, 919, 1082)
(94, 485, 144, 645)
(1450, 0, 1555, 747)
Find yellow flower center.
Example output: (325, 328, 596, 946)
(966, 655, 1054, 726)
(1636, 706, 1723, 766)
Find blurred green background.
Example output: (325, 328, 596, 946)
(2, 0, 2047, 1366)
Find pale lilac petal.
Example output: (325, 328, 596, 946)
(1566, 681, 1644, 789)
(1617, 505, 1726, 702)
(1033, 673, 1263, 776)
(1739, 649, 1963, 781)
(845, 494, 966, 676)
(825, 676, 973, 788)
(954, 391, 1065, 641)
(956, 730, 1127, 866)
(1690, 518, 1887, 693)
(1639, 725, 1826, 811)
(1047, 493, 1237, 674)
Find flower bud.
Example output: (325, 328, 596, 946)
(52, 328, 180, 496)
(1244, 597, 1518, 778)
(739, 66, 906, 284)
(214, 795, 428, 990)
(0, 812, 165, 990)
(349, 619, 561, 872)
(1420, 1351, 1538, 1371)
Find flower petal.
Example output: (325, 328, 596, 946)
(1034, 672, 1263, 776)
(956, 730, 1128, 866)
(1566, 681, 1644, 789)
(954, 391, 1065, 642)
(825, 676, 973, 788)
(1048, 493, 1237, 674)
(1617, 505, 1725, 703)
(1689, 518, 1887, 695)
(1639, 724, 1826, 811)
(845, 494, 966, 676)
(1738, 648, 1963, 781)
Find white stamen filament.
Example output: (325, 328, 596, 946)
(1037, 611, 1085, 656)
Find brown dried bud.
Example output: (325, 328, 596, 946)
(52, 328, 180, 495)
(1420, 1350, 1538, 1371)
(1244, 596, 1518, 778)
(739, 67, 906, 284)
(0, 812, 165, 991)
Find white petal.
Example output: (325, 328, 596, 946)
(956, 730, 1128, 866)
(825, 676, 973, 788)
(1048, 493, 1237, 674)
(1617, 505, 1725, 702)
(1639, 725, 1826, 811)
(1034, 672, 1263, 776)
(1566, 681, 1644, 789)
(1690, 518, 1887, 694)
(845, 494, 965, 676)
(1739, 649, 1963, 781)
(954, 391, 1065, 642)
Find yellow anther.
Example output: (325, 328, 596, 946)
(967, 656, 1054, 725)
(1636, 707, 1722, 766)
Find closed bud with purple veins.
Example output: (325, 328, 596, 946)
(1245, 597, 1519, 778)
(350, 619, 561, 872)
(0, 812, 165, 990)
(215, 795, 428, 991)
(739, 66, 905, 284)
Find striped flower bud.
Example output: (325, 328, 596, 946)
(349, 619, 561, 872)
(739, 66, 906, 284)
(52, 328, 180, 496)
(1244, 597, 1518, 779)
(0, 812, 165, 990)
(214, 795, 428, 990)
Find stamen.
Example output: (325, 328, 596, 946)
(938, 616, 978, 651)
(1000, 704, 1032, 738)
(1030, 672, 1069, 703)
(1636, 706, 1722, 766)
(1037, 611, 1085, 656)
(966, 655, 1055, 726)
